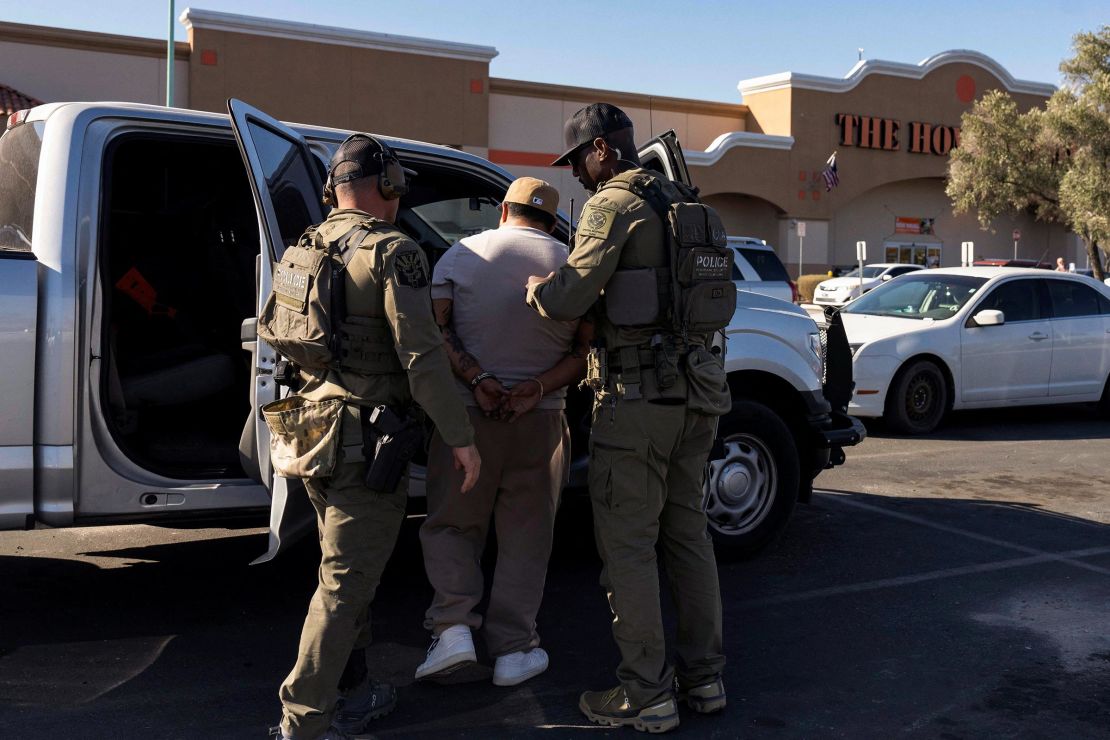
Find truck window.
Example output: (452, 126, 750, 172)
(0, 123, 43, 253)
(738, 248, 790, 282)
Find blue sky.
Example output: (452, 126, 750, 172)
(6, 1, 1106, 102)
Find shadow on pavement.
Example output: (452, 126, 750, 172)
(862, 402, 1109, 442)
(1, 492, 1108, 737)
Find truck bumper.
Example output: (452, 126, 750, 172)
(799, 389, 867, 473)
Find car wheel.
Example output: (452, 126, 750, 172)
(1098, 374, 1110, 417)
(885, 359, 947, 434)
(703, 399, 800, 559)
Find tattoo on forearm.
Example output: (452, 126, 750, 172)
(441, 325, 479, 373)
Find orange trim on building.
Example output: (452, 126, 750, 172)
(488, 149, 566, 168)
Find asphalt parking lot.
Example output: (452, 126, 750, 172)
(1, 404, 1108, 739)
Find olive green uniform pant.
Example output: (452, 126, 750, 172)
(279, 456, 408, 739)
(588, 397, 725, 706)
(421, 407, 570, 657)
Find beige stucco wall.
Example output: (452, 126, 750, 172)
(712, 59, 1060, 273)
(487, 80, 747, 212)
(701, 192, 783, 244)
(186, 27, 490, 148)
(743, 87, 792, 135)
(0, 30, 188, 106)
(831, 177, 1077, 268)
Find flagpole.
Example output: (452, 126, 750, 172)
(166, 0, 175, 107)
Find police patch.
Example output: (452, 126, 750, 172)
(577, 204, 616, 239)
(394, 251, 429, 289)
(272, 264, 310, 311)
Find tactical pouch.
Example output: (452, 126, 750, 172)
(669, 203, 736, 334)
(642, 366, 686, 405)
(261, 395, 345, 478)
(257, 221, 371, 371)
(685, 346, 731, 416)
(604, 269, 659, 326)
(336, 316, 404, 374)
(359, 405, 423, 493)
(258, 237, 335, 370)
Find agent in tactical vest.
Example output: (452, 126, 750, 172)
(269, 134, 481, 740)
(526, 104, 729, 734)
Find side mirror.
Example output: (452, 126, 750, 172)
(881, 274, 892, 281)
(972, 309, 1005, 326)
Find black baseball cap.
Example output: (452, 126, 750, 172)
(551, 103, 634, 166)
(329, 133, 417, 185)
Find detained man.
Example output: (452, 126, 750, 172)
(415, 177, 591, 686)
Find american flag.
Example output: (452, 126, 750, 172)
(821, 152, 839, 191)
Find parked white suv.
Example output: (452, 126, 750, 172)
(728, 237, 796, 303)
(814, 263, 924, 306)
(0, 104, 864, 559)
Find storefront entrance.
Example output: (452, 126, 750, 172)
(884, 241, 942, 267)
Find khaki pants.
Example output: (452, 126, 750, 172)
(420, 407, 569, 657)
(588, 398, 725, 706)
(279, 448, 408, 739)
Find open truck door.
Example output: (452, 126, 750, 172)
(227, 99, 326, 564)
(637, 129, 692, 187)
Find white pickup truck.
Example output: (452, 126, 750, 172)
(0, 101, 864, 560)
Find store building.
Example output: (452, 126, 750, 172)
(0, 9, 1079, 274)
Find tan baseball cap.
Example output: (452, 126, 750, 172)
(503, 176, 560, 218)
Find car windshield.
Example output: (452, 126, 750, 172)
(842, 274, 988, 320)
(841, 266, 886, 279)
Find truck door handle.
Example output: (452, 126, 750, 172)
(1028, 332, 1048, 341)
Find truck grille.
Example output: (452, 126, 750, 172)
(818, 326, 828, 385)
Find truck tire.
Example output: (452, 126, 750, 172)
(704, 399, 800, 559)
(885, 359, 947, 435)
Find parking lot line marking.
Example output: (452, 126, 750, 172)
(816, 490, 1110, 577)
(737, 546, 1110, 610)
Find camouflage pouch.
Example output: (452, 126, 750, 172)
(685, 347, 731, 416)
(261, 395, 345, 478)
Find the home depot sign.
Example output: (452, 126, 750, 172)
(836, 113, 960, 155)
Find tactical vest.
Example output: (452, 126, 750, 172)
(601, 173, 736, 336)
(257, 217, 404, 376)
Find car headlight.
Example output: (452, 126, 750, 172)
(808, 332, 824, 378)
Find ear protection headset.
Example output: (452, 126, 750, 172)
(322, 134, 410, 206)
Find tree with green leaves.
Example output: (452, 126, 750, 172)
(948, 26, 1110, 279)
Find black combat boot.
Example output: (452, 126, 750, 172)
(676, 676, 726, 713)
(332, 677, 397, 734)
(578, 686, 679, 733)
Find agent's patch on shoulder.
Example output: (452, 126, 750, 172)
(578, 203, 617, 240)
(394, 250, 429, 289)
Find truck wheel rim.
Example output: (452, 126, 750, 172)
(704, 434, 777, 534)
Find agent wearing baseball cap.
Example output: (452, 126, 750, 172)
(527, 104, 728, 732)
(414, 176, 592, 687)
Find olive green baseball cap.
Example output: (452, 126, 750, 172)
(503, 176, 559, 218)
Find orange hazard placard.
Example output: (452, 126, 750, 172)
(115, 267, 176, 317)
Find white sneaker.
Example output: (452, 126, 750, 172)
(492, 647, 549, 686)
(415, 624, 477, 680)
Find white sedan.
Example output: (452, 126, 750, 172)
(842, 267, 1110, 434)
(814, 263, 924, 307)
